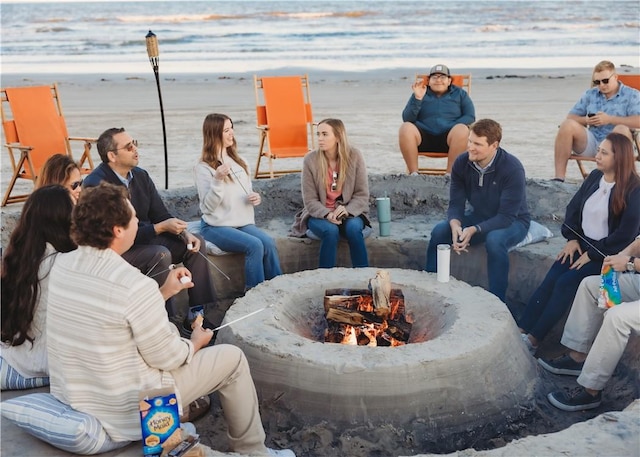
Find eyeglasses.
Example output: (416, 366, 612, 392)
(430, 74, 449, 81)
(331, 171, 338, 192)
(70, 179, 83, 190)
(114, 139, 138, 152)
(593, 75, 614, 86)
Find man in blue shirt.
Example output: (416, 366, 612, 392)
(399, 64, 475, 174)
(554, 60, 640, 181)
(425, 119, 530, 302)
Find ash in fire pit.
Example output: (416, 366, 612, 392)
(324, 270, 412, 346)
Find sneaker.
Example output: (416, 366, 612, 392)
(538, 354, 584, 376)
(547, 387, 602, 412)
(266, 449, 296, 457)
(520, 333, 538, 355)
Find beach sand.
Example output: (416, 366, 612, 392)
(3, 66, 639, 196)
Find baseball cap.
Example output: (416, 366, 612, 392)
(429, 64, 450, 77)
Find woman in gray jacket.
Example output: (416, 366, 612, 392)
(292, 118, 370, 268)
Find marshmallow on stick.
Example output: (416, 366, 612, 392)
(191, 314, 204, 330)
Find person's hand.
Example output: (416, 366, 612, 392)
(159, 267, 193, 300)
(557, 239, 582, 264)
(570, 251, 591, 270)
(184, 232, 200, 252)
(190, 325, 214, 351)
(334, 205, 348, 220)
(326, 211, 342, 225)
(453, 226, 477, 254)
(214, 163, 231, 180)
(155, 218, 187, 236)
(604, 252, 631, 272)
(246, 192, 261, 206)
(411, 79, 427, 101)
(586, 111, 608, 127)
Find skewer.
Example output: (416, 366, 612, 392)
(211, 304, 273, 332)
(551, 214, 606, 258)
(148, 264, 176, 278)
(229, 167, 249, 195)
(195, 249, 231, 281)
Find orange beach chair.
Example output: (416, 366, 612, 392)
(1, 83, 96, 206)
(414, 73, 472, 175)
(253, 74, 315, 179)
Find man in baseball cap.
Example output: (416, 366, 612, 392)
(399, 63, 475, 174)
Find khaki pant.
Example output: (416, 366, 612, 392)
(561, 274, 640, 390)
(171, 343, 268, 456)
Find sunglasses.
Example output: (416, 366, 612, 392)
(593, 75, 614, 86)
(331, 171, 338, 192)
(70, 179, 83, 190)
(114, 139, 138, 152)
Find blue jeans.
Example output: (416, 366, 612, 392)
(426, 216, 528, 302)
(200, 221, 282, 289)
(518, 259, 603, 341)
(307, 216, 369, 268)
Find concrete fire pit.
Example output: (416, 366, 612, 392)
(217, 268, 538, 450)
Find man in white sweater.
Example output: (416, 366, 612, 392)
(47, 182, 294, 456)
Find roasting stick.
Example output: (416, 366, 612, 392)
(551, 214, 606, 258)
(209, 305, 274, 332)
(229, 167, 249, 195)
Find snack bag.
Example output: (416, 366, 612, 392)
(139, 389, 182, 457)
(598, 264, 622, 309)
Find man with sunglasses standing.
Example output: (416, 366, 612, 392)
(84, 128, 218, 340)
(399, 64, 475, 175)
(553, 60, 640, 181)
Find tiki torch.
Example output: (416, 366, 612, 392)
(145, 30, 169, 189)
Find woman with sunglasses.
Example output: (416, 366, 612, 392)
(194, 113, 282, 291)
(519, 133, 640, 355)
(291, 118, 370, 268)
(37, 154, 83, 204)
(1, 185, 76, 390)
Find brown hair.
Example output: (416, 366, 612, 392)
(607, 132, 640, 215)
(36, 154, 80, 188)
(201, 113, 248, 179)
(470, 119, 502, 146)
(315, 118, 352, 191)
(96, 127, 126, 163)
(71, 182, 133, 249)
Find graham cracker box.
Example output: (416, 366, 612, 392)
(139, 388, 182, 457)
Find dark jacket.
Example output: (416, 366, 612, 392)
(562, 169, 640, 261)
(448, 147, 531, 233)
(83, 163, 172, 245)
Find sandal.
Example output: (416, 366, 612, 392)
(180, 395, 211, 423)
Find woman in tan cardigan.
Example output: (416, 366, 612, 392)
(291, 118, 370, 268)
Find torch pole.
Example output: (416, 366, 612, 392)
(146, 31, 169, 189)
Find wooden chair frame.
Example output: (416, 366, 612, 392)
(1, 83, 96, 205)
(571, 73, 640, 179)
(254, 74, 315, 179)
(413, 74, 472, 175)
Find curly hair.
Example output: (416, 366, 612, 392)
(71, 182, 132, 249)
(1, 185, 76, 346)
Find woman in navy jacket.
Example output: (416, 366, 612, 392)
(519, 133, 640, 354)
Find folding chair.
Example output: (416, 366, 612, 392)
(253, 74, 315, 179)
(1, 83, 96, 205)
(571, 73, 640, 178)
(414, 74, 472, 175)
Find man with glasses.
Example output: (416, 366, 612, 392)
(399, 64, 475, 174)
(553, 60, 640, 181)
(84, 128, 218, 339)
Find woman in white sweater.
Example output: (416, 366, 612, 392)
(194, 113, 282, 290)
(1, 185, 76, 390)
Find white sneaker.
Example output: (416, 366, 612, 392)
(267, 448, 296, 457)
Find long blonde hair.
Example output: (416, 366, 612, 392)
(316, 118, 351, 191)
(201, 113, 248, 180)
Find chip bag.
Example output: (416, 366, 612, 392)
(598, 264, 621, 309)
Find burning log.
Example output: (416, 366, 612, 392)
(324, 270, 411, 346)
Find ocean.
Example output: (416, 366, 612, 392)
(1, 0, 639, 75)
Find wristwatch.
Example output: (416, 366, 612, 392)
(627, 256, 637, 272)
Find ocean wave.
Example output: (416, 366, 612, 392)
(35, 27, 72, 33)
